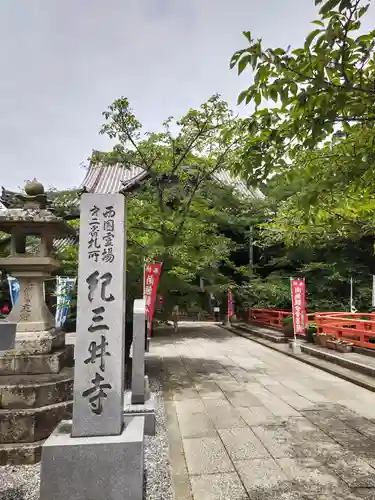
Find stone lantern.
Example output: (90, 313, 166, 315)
(0, 179, 76, 352)
(0, 180, 76, 464)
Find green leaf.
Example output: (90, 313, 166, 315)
(304, 29, 322, 50)
(273, 48, 286, 56)
(359, 5, 370, 18)
(319, 0, 341, 16)
(237, 89, 249, 105)
(270, 88, 278, 103)
(339, 0, 352, 11)
(238, 55, 251, 75)
(229, 50, 244, 69)
(243, 31, 252, 43)
(312, 20, 325, 27)
(254, 92, 261, 106)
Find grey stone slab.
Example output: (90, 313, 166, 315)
(190, 473, 248, 500)
(172, 387, 200, 401)
(183, 437, 234, 475)
(224, 390, 264, 408)
(278, 380, 330, 404)
(164, 402, 193, 500)
(237, 406, 276, 427)
(206, 405, 247, 429)
(346, 489, 375, 500)
(200, 391, 226, 400)
(253, 374, 283, 387)
(252, 425, 306, 459)
(178, 411, 217, 438)
(235, 458, 292, 499)
(174, 398, 206, 415)
(123, 391, 156, 436)
(343, 416, 375, 443)
(302, 488, 370, 500)
(72, 193, 126, 437)
(225, 366, 255, 384)
(285, 416, 337, 443)
(258, 394, 301, 417)
(202, 398, 232, 410)
(326, 450, 375, 488)
(194, 380, 221, 394)
(266, 385, 314, 410)
(40, 417, 144, 500)
(219, 427, 270, 460)
(277, 458, 344, 494)
(216, 380, 245, 393)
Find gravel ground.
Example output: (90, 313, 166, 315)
(0, 375, 173, 500)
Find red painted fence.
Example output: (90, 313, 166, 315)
(249, 308, 292, 329)
(316, 312, 375, 350)
(249, 308, 375, 350)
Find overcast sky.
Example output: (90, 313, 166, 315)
(0, 0, 373, 192)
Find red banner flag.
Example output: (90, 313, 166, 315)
(291, 278, 306, 337)
(228, 289, 233, 318)
(144, 263, 162, 336)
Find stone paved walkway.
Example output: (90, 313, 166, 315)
(151, 323, 375, 500)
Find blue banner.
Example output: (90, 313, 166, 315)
(7, 275, 76, 328)
(55, 277, 76, 328)
(7, 276, 20, 307)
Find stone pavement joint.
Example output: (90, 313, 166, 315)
(152, 323, 375, 500)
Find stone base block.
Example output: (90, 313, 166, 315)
(40, 418, 145, 500)
(0, 400, 72, 443)
(124, 391, 157, 436)
(0, 367, 73, 409)
(0, 321, 16, 351)
(0, 438, 44, 465)
(11, 328, 66, 355)
(289, 339, 302, 355)
(0, 344, 73, 375)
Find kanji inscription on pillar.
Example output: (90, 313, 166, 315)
(72, 193, 126, 437)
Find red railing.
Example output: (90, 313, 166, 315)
(316, 312, 375, 350)
(248, 308, 331, 332)
(249, 308, 292, 329)
(249, 309, 375, 350)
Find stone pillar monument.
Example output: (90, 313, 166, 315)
(40, 193, 145, 500)
(0, 180, 75, 464)
(123, 298, 156, 436)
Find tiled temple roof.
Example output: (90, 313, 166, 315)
(0, 163, 263, 253)
(80, 162, 264, 200)
(1, 162, 263, 213)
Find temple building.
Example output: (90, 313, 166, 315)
(0, 159, 263, 222)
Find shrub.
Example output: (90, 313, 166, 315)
(306, 322, 317, 343)
(283, 315, 294, 338)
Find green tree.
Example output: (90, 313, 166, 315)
(95, 95, 253, 308)
(230, 0, 375, 183)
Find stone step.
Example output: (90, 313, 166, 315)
(0, 344, 73, 375)
(301, 344, 375, 378)
(0, 400, 72, 444)
(0, 438, 44, 465)
(0, 367, 73, 409)
(233, 323, 288, 343)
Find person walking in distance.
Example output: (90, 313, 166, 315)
(172, 304, 179, 333)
